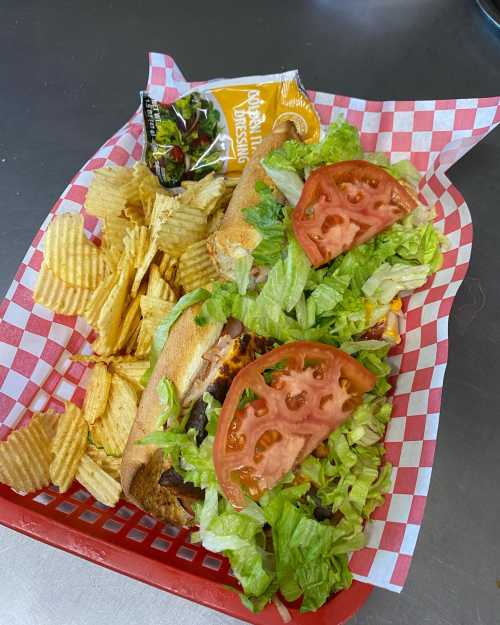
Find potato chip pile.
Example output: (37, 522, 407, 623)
(0, 403, 121, 506)
(34, 163, 229, 357)
(0, 163, 232, 506)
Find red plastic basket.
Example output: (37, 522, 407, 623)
(0, 483, 372, 624)
(2, 53, 497, 623)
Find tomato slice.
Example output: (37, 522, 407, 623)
(213, 341, 376, 509)
(292, 160, 418, 266)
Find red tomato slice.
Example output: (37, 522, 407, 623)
(292, 160, 418, 267)
(213, 341, 376, 509)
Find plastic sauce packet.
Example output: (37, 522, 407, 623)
(142, 70, 320, 187)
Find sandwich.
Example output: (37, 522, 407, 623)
(120, 116, 445, 614)
(121, 122, 299, 523)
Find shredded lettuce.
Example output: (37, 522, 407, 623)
(364, 152, 421, 186)
(340, 339, 389, 355)
(258, 237, 310, 313)
(263, 115, 363, 174)
(155, 378, 180, 428)
(362, 262, 430, 304)
(193, 487, 276, 601)
(356, 347, 392, 396)
(188, 393, 394, 614)
(197, 208, 443, 347)
(195, 282, 238, 325)
(234, 255, 253, 295)
(137, 116, 448, 615)
(138, 425, 217, 490)
(256, 395, 392, 613)
(262, 494, 354, 612)
(242, 181, 287, 266)
(261, 161, 304, 207)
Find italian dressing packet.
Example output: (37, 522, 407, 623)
(142, 70, 320, 187)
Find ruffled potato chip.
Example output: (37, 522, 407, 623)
(177, 239, 219, 292)
(180, 172, 226, 215)
(114, 293, 142, 353)
(124, 225, 149, 269)
(140, 295, 173, 324)
(101, 215, 130, 271)
(91, 238, 136, 355)
(90, 375, 137, 456)
(0, 414, 51, 493)
(84, 272, 117, 328)
(133, 162, 168, 224)
(50, 403, 88, 493)
(124, 202, 145, 225)
(158, 252, 178, 284)
(37, 410, 60, 440)
(131, 232, 158, 298)
(82, 363, 112, 425)
(102, 215, 130, 246)
(147, 264, 177, 303)
(86, 444, 122, 481)
(125, 321, 140, 355)
(135, 319, 156, 358)
(110, 360, 149, 390)
(152, 194, 207, 257)
(84, 166, 133, 219)
(135, 296, 173, 357)
(44, 213, 106, 289)
(71, 354, 137, 364)
(34, 262, 94, 316)
(76, 453, 121, 507)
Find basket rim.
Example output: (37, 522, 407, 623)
(0, 485, 373, 625)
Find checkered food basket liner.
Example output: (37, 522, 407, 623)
(1, 52, 499, 608)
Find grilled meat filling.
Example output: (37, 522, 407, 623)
(144, 327, 271, 523)
(159, 467, 203, 499)
(184, 332, 268, 444)
(130, 449, 201, 526)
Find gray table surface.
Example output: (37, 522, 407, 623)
(1, 1, 500, 624)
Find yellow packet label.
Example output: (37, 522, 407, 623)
(206, 72, 320, 170)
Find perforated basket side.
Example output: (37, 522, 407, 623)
(0, 482, 372, 625)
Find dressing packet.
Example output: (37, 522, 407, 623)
(142, 70, 320, 187)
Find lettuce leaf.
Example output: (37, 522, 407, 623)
(258, 237, 310, 313)
(195, 281, 238, 326)
(362, 262, 430, 304)
(195, 206, 443, 352)
(202, 391, 221, 437)
(314, 395, 393, 520)
(197, 238, 314, 342)
(396, 221, 444, 271)
(261, 161, 304, 207)
(184, 394, 394, 615)
(340, 339, 388, 355)
(243, 182, 287, 266)
(232, 292, 304, 343)
(155, 378, 180, 428)
(356, 347, 392, 396)
(263, 116, 363, 174)
(262, 494, 356, 612)
(234, 254, 253, 295)
(138, 427, 217, 490)
(364, 152, 420, 187)
(193, 488, 276, 601)
(308, 274, 350, 315)
(255, 395, 393, 613)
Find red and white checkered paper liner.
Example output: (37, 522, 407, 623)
(0, 52, 499, 594)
